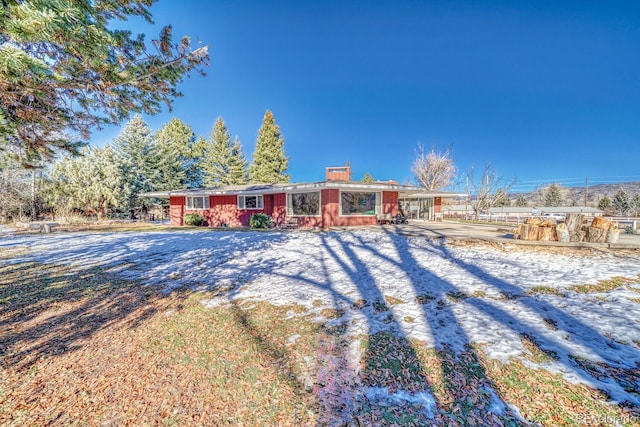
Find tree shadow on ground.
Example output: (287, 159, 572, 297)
(5, 228, 637, 424)
(336, 231, 527, 426)
(0, 261, 184, 372)
(428, 237, 640, 403)
(373, 229, 640, 410)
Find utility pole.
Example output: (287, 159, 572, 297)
(585, 177, 588, 207)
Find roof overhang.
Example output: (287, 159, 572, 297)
(140, 182, 466, 199)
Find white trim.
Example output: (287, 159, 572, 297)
(339, 191, 381, 216)
(286, 190, 321, 216)
(186, 196, 209, 210)
(140, 181, 464, 199)
(238, 195, 264, 210)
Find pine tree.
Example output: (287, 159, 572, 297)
(543, 183, 563, 207)
(0, 0, 208, 166)
(361, 172, 374, 183)
(598, 196, 612, 211)
(494, 189, 510, 207)
(612, 190, 630, 215)
(153, 134, 185, 191)
(49, 146, 124, 220)
(113, 115, 156, 212)
(228, 136, 249, 185)
(153, 118, 199, 189)
(515, 194, 528, 207)
(631, 194, 640, 217)
(0, 152, 35, 221)
(249, 110, 289, 183)
(202, 117, 248, 186)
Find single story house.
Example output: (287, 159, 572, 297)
(534, 206, 603, 217)
(142, 165, 463, 228)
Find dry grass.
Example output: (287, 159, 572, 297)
(0, 261, 320, 426)
(1, 260, 638, 426)
(569, 276, 640, 294)
(527, 285, 566, 296)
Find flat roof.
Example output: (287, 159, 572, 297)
(141, 181, 465, 199)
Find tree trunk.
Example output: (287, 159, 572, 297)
(586, 227, 607, 243)
(538, 226, 556, 241)
(556, 223, 570, 242)
(591, 216, 611, 231)
(564, 214, 585, 241)
(527, 225, 540, 240)
(31, 169, 36, 221)
(607, 226, 620, 243)
(513, 224, 524, 239)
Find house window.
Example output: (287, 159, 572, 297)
(340, 191, 380, 215)
(238, 195, 263, 210)
(186, 196, 209, 210)
(287, 191, 320, 216)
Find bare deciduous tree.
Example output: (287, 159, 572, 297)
(411, 143, 456, 190)
(467, 163, 516, 218)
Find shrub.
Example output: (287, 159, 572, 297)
(184, 213, 205, 226)
(249, 213, 270, 229)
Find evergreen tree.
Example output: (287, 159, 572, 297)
(49, 146, 124, 220)
(153, 133, 185, 191)
(543, 183, 563, 207)
(631, 194, 640, 217)
(153, 118, 199, 189)
(113, 115, 156, 212)
(228, 136, 249, 184)
(249, 110, 289, 183)
(598, 195, 612, 211)
(494, 189, 510, 207)
(0, 0, 208, 166)
(612, 190, 630, 215)
(0, 152, 39, 221)
(202, 117, 248, 186)
(515, 194, 528, 207)
(361, 172, 374, 183)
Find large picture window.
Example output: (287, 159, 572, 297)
(186, 196, 209, 210)
(238, 195, 263, 210)
(287, 191, 320, 216)
(340, 191, 380, 215)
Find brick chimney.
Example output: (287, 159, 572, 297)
(325, 165, 351, 181)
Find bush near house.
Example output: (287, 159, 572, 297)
(184, 213, 205, 226)
(249, 213, 271, 229)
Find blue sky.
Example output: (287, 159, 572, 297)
(94, 0, 640, 193)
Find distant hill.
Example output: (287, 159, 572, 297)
(512, 181, 640, 207)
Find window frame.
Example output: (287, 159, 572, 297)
(186, 196, 210, 210)
(339, 191, 381, 216)
(287, 191, 321, 216)
(238, 194, 264, 210)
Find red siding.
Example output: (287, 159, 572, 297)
(172, 189, 405, 229)
(207, 194, 283, 227)
(434, 197, 442, 214)
(208, 195, 242, 227)
(169, 196, 185, 226)
(321, 189, 339, 229)
(382, 191, 399, 216)
(271, 193, 288, 226)
(319, 188, 380, 228)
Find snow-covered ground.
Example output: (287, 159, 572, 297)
(2, 228, 640, 408)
